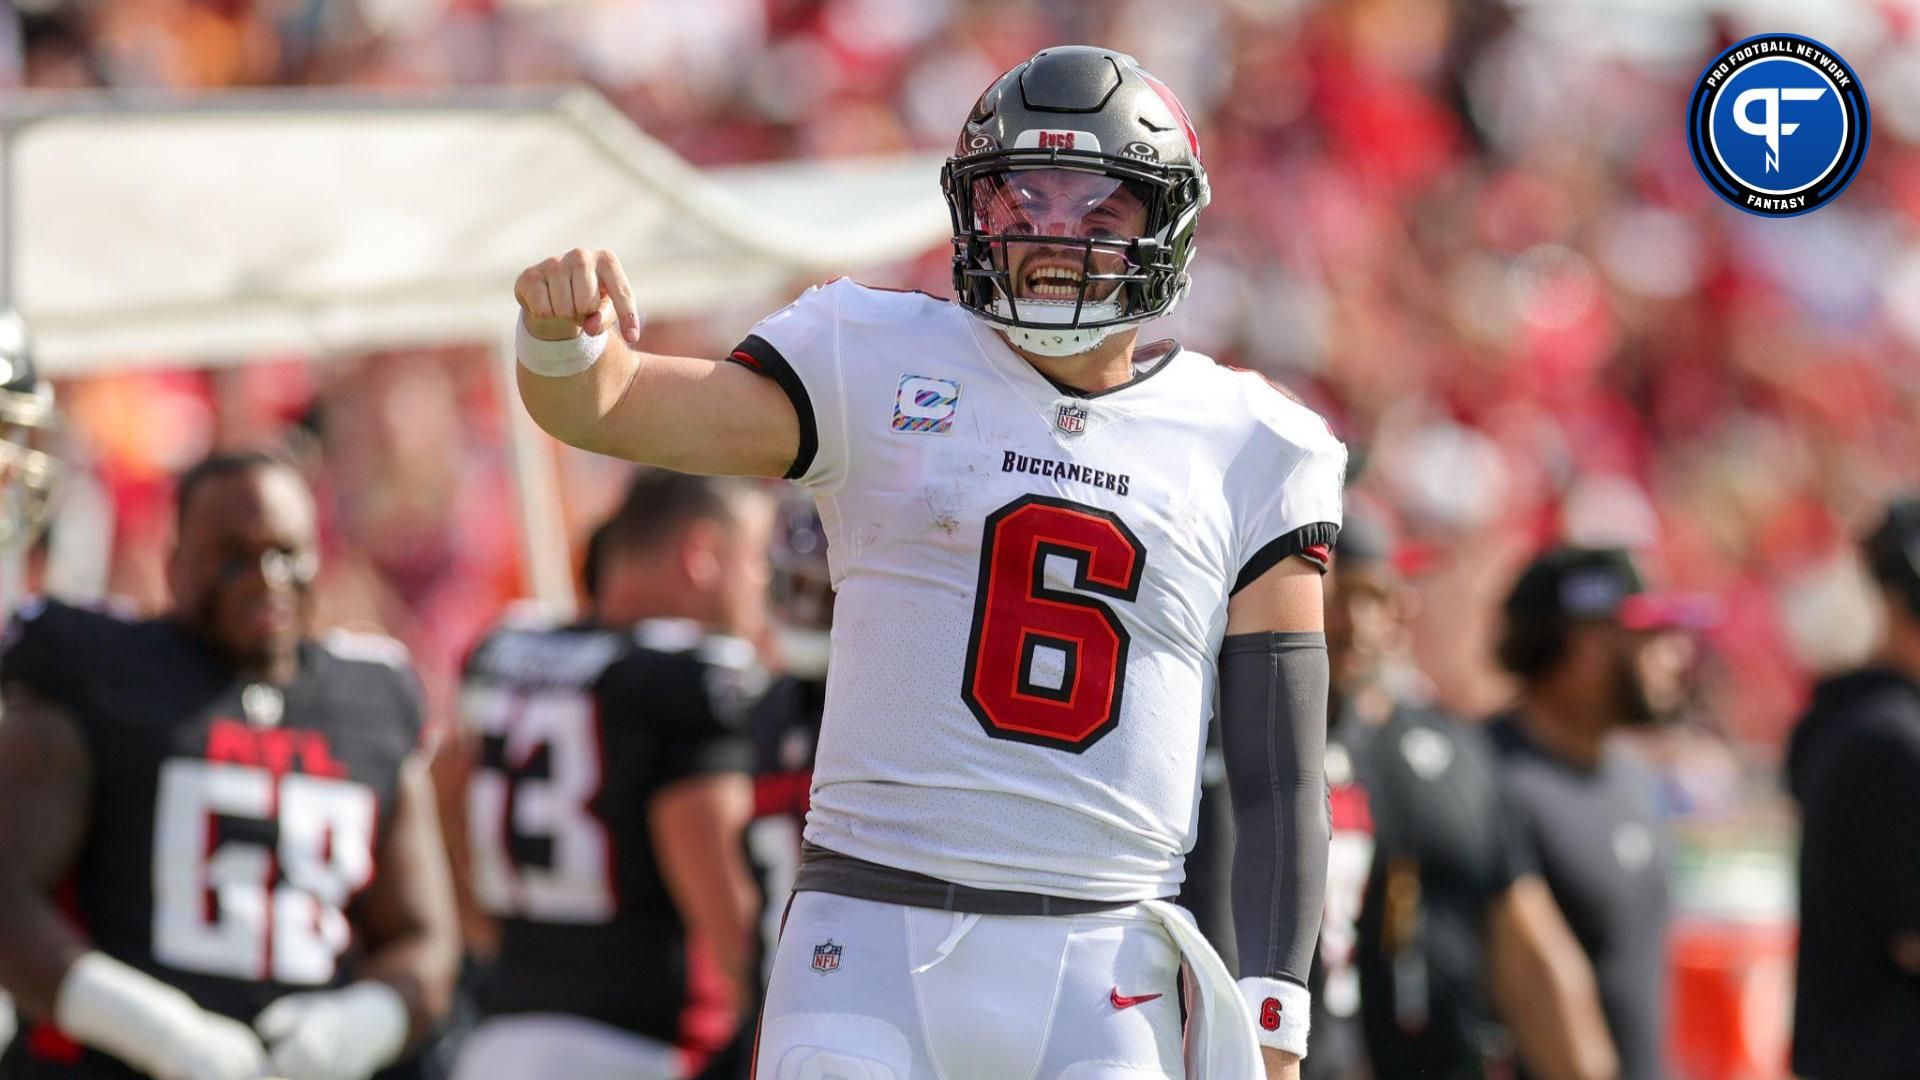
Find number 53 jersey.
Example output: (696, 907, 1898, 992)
(729, 279, 1346, 902)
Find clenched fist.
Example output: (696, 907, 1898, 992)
(515, 248, 642, 345)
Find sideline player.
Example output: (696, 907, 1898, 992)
(512, 46, 1345, 1079)
(450, 471, 773, 1080)
(0, 310, 66, 1064)
(1488, 547, 1698, 1080)
(1789, 496, 1920, 1078)
(0, 452, 459, 1080)
(1325, 512, 1615, 1080)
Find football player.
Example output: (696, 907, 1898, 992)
(449, 470, 773, 1080)
(0, 310, 64, 1065)
(0, 452, 460, 1080)
(512, 46, 1345, 1079)
(1325, 512, 1615, 1080)
(1487, 548, 1699, 1080)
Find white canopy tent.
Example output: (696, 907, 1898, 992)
(0, 88, 951, 609)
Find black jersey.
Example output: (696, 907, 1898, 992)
(692, 674, 825, 1080)
(744, 674, 824, 953)
(459, 618, 761, 1062)
(1301, 717, 1378, 1080)
(0, 599, 424, 1080)
(1487, 712, 1671, 1080)
(1787, 667, 1920, 1079)
(1350, 703, 1534, 1079)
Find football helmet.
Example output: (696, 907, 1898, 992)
(942, 46, 1211, 357)
(0, 310, 59, 552)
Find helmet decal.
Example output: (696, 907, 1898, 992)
(1135, 68, 1201, 159)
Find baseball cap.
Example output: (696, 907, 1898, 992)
(1503, 547, 1719, 632)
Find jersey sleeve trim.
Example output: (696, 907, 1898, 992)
(1232, 521, 1339, 594)
(726, 333, 818, 482)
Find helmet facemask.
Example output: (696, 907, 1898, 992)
(0, 381, 62, 554)
(945, 154, 1204, 357)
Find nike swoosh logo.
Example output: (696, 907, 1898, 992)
(1110, 988, 1164, 1010)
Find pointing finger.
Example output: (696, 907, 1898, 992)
(596, 250, 641, 345)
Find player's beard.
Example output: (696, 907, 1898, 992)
(1610, 648, 1668, 727)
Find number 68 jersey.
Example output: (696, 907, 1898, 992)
(728, 279, 1346, 902)
(0, 600, 423, 1047)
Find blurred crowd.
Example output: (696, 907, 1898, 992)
(7, 0, 1920, 816)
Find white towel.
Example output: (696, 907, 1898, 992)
(1139, 900, 1263, 1079)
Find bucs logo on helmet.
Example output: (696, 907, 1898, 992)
(941, 47, 1210, 358)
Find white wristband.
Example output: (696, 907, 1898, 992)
(515, 314, 610, 378)
(1238, 975, 1312, 1058)
(332, 980, 411, 1068)
(56, 952, 205, 1073)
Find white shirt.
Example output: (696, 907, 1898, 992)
(735, 278, 1346, 901)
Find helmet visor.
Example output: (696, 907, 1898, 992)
(969, 168, 1155, 313)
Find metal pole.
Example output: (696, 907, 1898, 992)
(494, 331, 577, 619)
(2, 116, 14, 309)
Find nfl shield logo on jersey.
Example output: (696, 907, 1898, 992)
(811, 939, 843, 974)
(1054, 403, 1089, 436)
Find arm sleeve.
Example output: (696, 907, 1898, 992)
(1219, 631, 1332, 986)
(1230, 404, 1348, 593)
(726, 279, 851, 490)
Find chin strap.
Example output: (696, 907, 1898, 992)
(985, 296, 1130, 357)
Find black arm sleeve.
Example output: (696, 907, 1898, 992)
(1218, 631, 1332, 987)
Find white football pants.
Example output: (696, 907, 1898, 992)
(449, 1013, 687, 1080)
(754, 891, 1213, 1080)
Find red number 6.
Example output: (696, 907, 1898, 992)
(962, 495, 1146, 752)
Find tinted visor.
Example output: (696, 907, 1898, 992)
(969, 168, 1155, 309)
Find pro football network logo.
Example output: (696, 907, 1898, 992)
(811, 939, 843, 974)
(1687, 33, 1868, 217)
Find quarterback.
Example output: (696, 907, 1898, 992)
(513, 47, 1345, 1080)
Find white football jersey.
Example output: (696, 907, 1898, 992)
(732, 279, 1346, 902)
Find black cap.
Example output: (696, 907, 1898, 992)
(1503, 546, 1717, 632)
(1864, 495, 1920, 591)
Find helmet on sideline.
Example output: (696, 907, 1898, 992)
(0, 310, 61, 552)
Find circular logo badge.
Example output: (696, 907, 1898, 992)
(1688, 33, 1868, 217)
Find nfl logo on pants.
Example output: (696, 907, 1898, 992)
(811, 939, 843, 974)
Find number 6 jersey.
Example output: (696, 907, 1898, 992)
(727, 279, 1346, 902)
